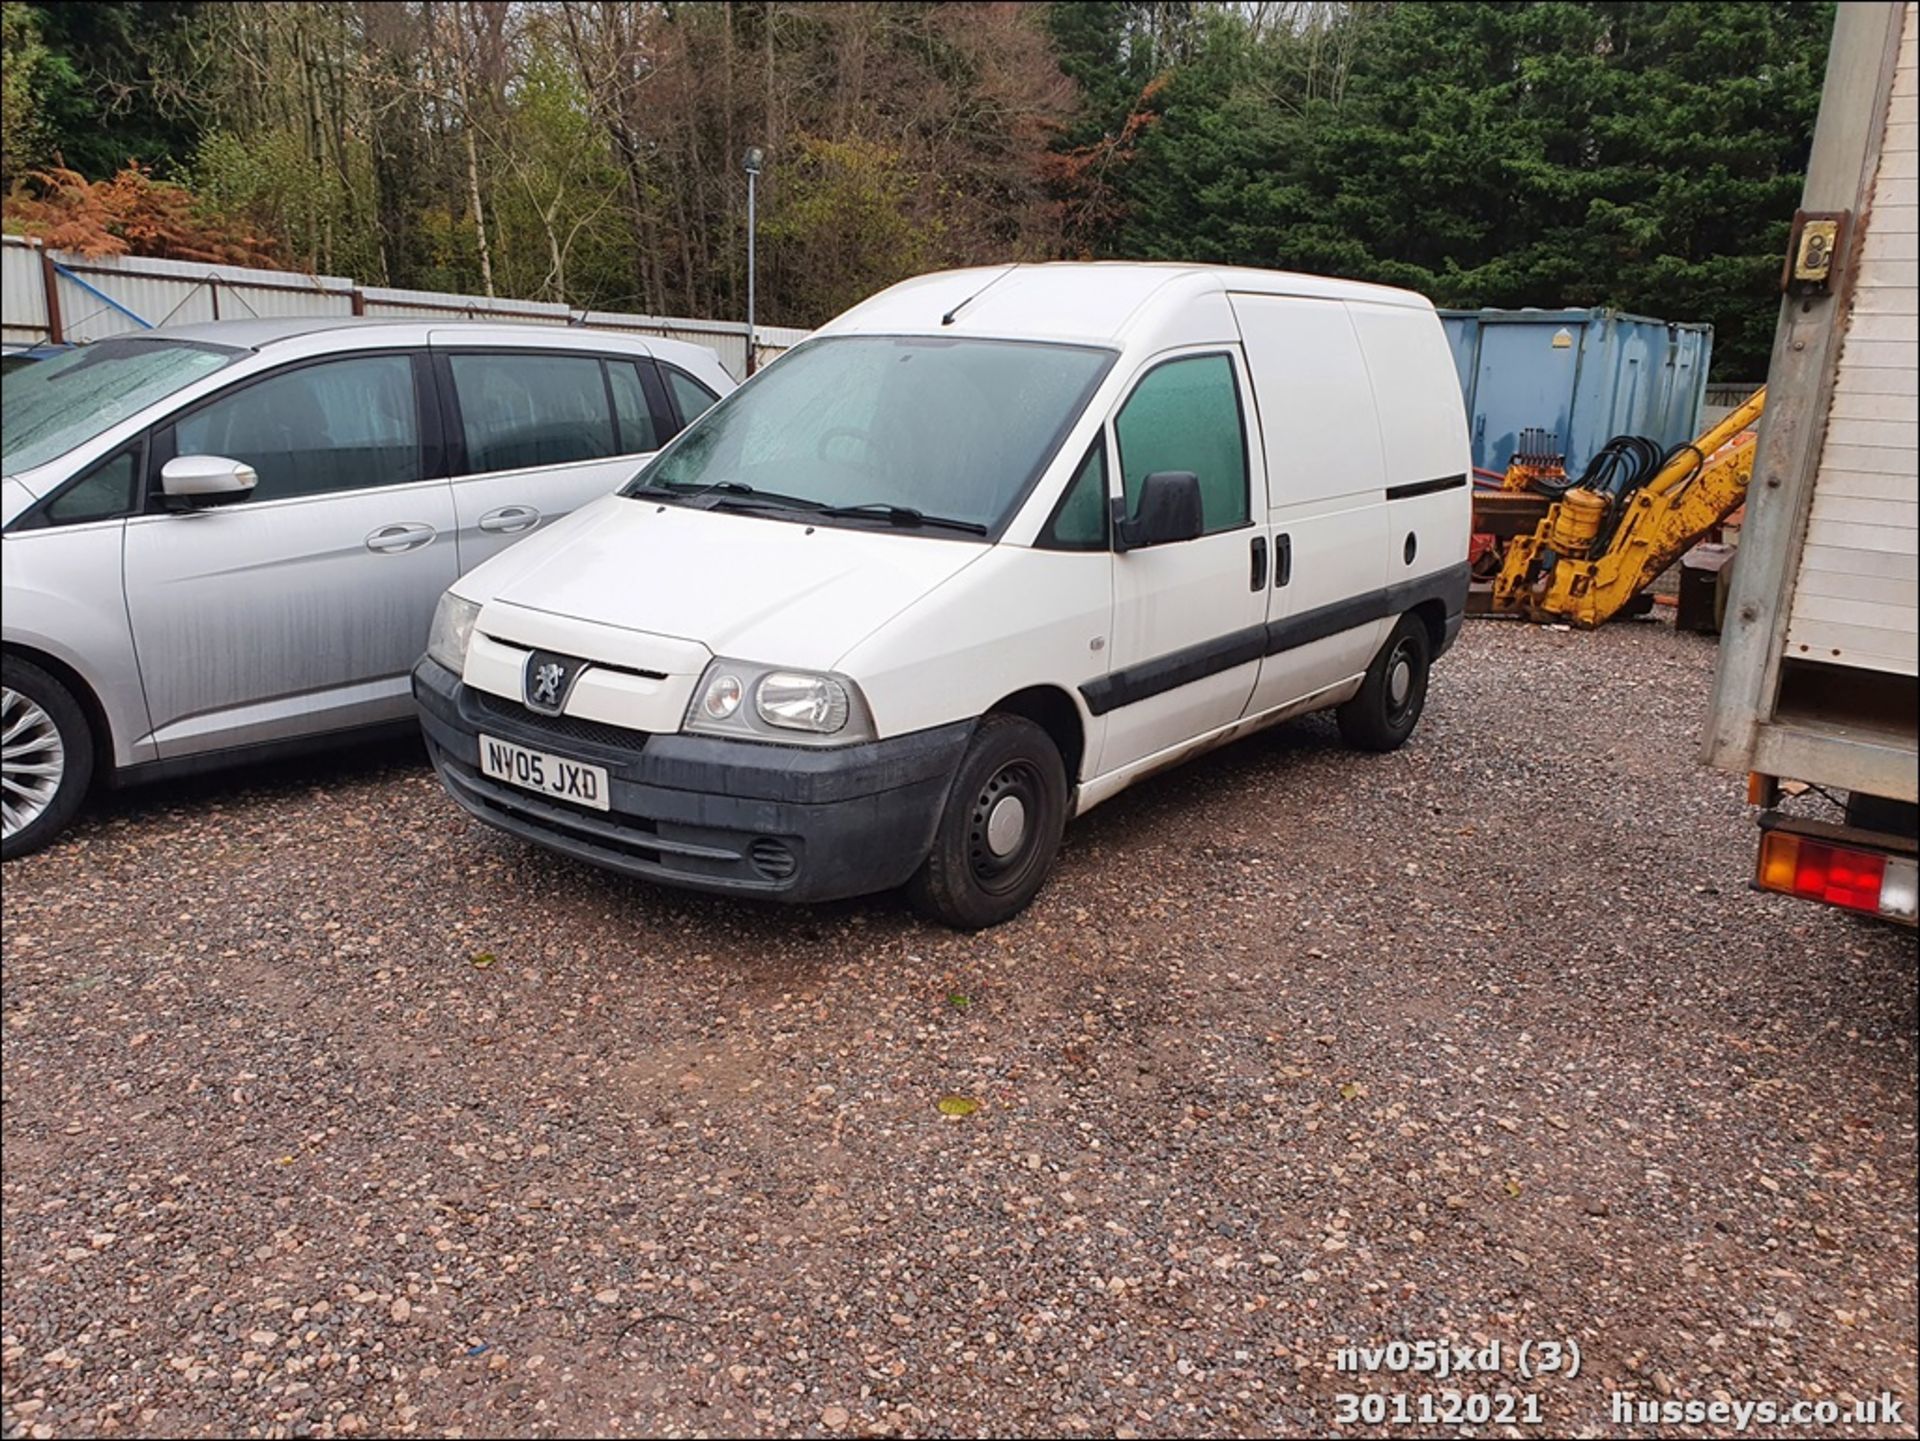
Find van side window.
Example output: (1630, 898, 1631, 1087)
(41, 443, 143, 526)
(1039, 439, 1108, 551)
(172, 355, 420, 503)
(449, 353, 616, 474)
(1114, 354, 1248, 535)
(665, 366, 721, 426)
(606, 361, 661, 454)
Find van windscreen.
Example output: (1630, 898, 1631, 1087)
(624, 336, 1113, 536)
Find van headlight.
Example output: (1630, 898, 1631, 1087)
(756, 671, 850, 733)
(426, 591, 482, 676)
(686, 660, 874, 745)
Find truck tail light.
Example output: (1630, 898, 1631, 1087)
(1758, 831, 1918, 923)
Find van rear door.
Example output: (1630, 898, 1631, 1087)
(1344, 301, 1475, 626)
(1230, 294, 1391, 712)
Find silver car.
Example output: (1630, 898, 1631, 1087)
(1, 317, 735, 858)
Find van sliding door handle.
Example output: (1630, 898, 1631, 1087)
(1274, 533, 1292, 587)
(1250, 535, 1268, 591)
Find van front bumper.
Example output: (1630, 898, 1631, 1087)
(412, 657, 970, 904)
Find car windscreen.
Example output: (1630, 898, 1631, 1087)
(1, 337, 243, 476)
(624, 335, 1114, 534)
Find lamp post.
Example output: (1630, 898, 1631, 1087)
(743, 145, 764, 376)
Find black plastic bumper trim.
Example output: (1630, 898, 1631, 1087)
(1079, 561, 1470, 717)
(413, 658, 972, 903)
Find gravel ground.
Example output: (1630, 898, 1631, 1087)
(3, 620, 1915, 1440)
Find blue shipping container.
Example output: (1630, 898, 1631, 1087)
(1440, 307, 1712, 478)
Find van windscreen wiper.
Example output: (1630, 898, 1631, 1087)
(812, 503, 988, 535)
(626, 479, 825, 513)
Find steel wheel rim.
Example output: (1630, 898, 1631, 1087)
(968, 760, 1044, 894)
(1385, 640, 1419, 724)
(2, 686, 65, 841)
(1389, 656, 1413, 708)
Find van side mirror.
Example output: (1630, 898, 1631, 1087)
(161, 454, 257, 509)
(1112, 471, 1203, 552)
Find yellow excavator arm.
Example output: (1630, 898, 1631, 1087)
(1491, 388, 1766, 627)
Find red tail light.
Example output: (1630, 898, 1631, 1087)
(1758, 830, 1917, 922)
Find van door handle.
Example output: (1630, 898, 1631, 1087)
(1250, 535, 1268, 591)
(478, 504, 540, 534)
(365, 522, 436, 554)
(1274, 533, 1292, 587)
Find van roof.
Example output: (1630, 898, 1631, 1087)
(820, 262, 1434, 347)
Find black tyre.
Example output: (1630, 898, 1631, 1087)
(908, 714, 1068, 930)
(1337, 616, 1432, 753)
(2, 656, 94, 861)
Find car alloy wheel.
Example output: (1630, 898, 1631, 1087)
(1, 685, 66, 841)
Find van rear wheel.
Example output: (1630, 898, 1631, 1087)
(1337, 616, 1431, 752)
(908, 715, 1067, 930)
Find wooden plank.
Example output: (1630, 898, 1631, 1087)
(1821, 415, 1919, 449)
(1790, 591, 1919, 632)
(1851, 278, 1920, 310)
(1797, 516, 1920, 550)
(1814, 465, 1920, 500)
(1834, 359, 1919, 394)
(1786, 609, 1920, 653)
(1835, 338, 1920, 371)
(1792, 567, 1920, 607)
(1827, 389, 1920, 421)
(1784, 616, 1920, 674)
(1821, 442, 1915, 474)
(1861, 226, 1920, 261)
(1810, 492, 1919, 527)
(1873, 174, 1919, 207)
(1845, 309, 1919, 342)
(1799, 544, 1920, 581)
(1862, 201, 1919, 238)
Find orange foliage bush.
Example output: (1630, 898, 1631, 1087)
(4, 165, 281, 266)
(1039, 73, 1169, 256)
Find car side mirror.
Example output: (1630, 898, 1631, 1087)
(161, 454, 257, 509)
(1112, 471, 1203, 552)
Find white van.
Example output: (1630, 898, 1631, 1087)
(414, 264, 1470, 927)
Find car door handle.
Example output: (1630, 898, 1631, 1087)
(365, 522, 436, 554)
(1274, 533, 1292, 587)
(1250, 534, 1268, 591)
(477, 505, 540, 534)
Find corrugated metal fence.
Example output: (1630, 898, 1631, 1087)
(0, 235, 808, 378)
(1701, 381, 1766, 427)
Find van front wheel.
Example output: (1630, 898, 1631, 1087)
(1338, 616, 1431, 752)
(908, 715, 1067, 930)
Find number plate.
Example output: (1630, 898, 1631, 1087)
(478, 734, 610, 811)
